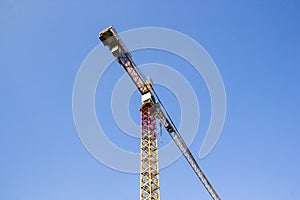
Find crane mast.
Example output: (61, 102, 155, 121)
(99, 26, 220, 200)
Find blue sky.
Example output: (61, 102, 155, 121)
(1, 1, 299, 200)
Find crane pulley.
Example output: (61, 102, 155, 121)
(99, 26, 220, 200)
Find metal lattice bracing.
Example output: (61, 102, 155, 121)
(140, 102, 160, 200)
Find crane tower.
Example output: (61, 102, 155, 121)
(140, 92, 160, 200)
(99, 26, 220, 200)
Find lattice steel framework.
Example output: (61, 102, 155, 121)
(100, 26, 221, 200)
(140, 102, 160, 200)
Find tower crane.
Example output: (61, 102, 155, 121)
(99, 26, 221, 200)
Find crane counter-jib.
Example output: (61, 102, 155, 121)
(99, 26, 150, 95)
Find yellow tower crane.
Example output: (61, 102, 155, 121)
(99, 26, 221, 200)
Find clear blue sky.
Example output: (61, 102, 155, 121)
(1, 1, 299, 200)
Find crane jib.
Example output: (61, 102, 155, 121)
(99, 26, 220, 200)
